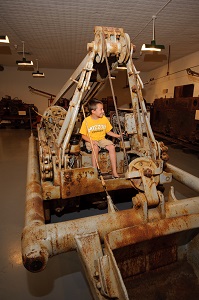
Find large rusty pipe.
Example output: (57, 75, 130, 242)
(22, 195, 199, 273)
(46, 209, 144, 254)
(21, 134, 51, 272)
(47, 196, 199, 255)
(24, 133, 45, 226)
(22, 208, 144, 272)
(166, 163, 199, 193)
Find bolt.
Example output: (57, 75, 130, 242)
(144, 168, 152, 178)
(96, 281, 101, 289)
(94, 271, 99, 278)
(87, 42, 94, 52)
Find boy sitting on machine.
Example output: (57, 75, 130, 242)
(80, 98, 121, 178)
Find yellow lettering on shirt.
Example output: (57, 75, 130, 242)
(80, 116, 112, 141)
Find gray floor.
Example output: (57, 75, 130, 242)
(0, 129, 198, 300)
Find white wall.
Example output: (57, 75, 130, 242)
(0, 67, 75, 113)
(143, 51, 199, 103)
(1, 50, 198, 114)
(96, 69, 148, 108)
(0, 65, 147, 114)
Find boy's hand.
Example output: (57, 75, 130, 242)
(118, 132, 125, 139)
(91, 140, 99, 147)
(118, 132, 128, 140)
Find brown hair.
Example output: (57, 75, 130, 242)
(88, 98, 103, 114)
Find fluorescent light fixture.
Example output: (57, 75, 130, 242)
(141, 16, 165, 52)
(16, 41, 33, 66)
(141, 40, 164, 52)
(16, 57, 33, 66)
(32, 70, 45, 77)
(32, 59, 45, 77)
(0, 35, 9, 43)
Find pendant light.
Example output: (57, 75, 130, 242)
(32, 59, 45, 77)
(16, 41, 33, 66)
(0, 35, 9, 43)
(141, 16, 165, 52)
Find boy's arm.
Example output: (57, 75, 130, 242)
(107, 131, 121, 139)
(105, 117, 121, 139)
(81, 134, 91, 143)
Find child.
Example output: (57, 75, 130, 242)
(80, 99, 121, 178)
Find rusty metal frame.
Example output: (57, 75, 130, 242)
(22, 133, 199, 299)
(21, 26, 199, 299)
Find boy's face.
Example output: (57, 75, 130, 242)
(92, 103, 104, 118)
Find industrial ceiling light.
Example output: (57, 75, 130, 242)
(32, 70, 45, 77)
(16, 41, 33, 66)
(141, 16, 165, 52)
(0, 35, 9, 43)
(17, 58, 33, 66)
(32, 59, 45, 77)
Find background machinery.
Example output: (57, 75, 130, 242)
(0, 95, 38, 128)
(28, 85, 70, 108)
(150, 96, 199, 147)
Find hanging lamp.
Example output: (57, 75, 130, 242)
(0, 35, 9, 43)
(32, 59, 45, 77)
(16, 41, 33, 66)
(141, 16, 165, 52)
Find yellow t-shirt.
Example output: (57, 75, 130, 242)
(80, 115, 112, 141)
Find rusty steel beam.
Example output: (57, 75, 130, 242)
(166, 163, 199, 193)
(21, 134, 50, 272)
(22, 208, 144, 272)
(22, 193, 199, 273)
(60, 167, 132, 199)
(106, 213, 199, 250)
(22, 135, 199, 274)
(165, 195, 199, 217)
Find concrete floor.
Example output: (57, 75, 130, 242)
(0, 128, 199, 300)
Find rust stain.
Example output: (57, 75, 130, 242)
(107, 215, 195, 251)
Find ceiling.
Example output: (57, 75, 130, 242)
(0, 0, 199, 73)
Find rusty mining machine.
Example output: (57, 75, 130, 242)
(21, 27, 199, 299)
